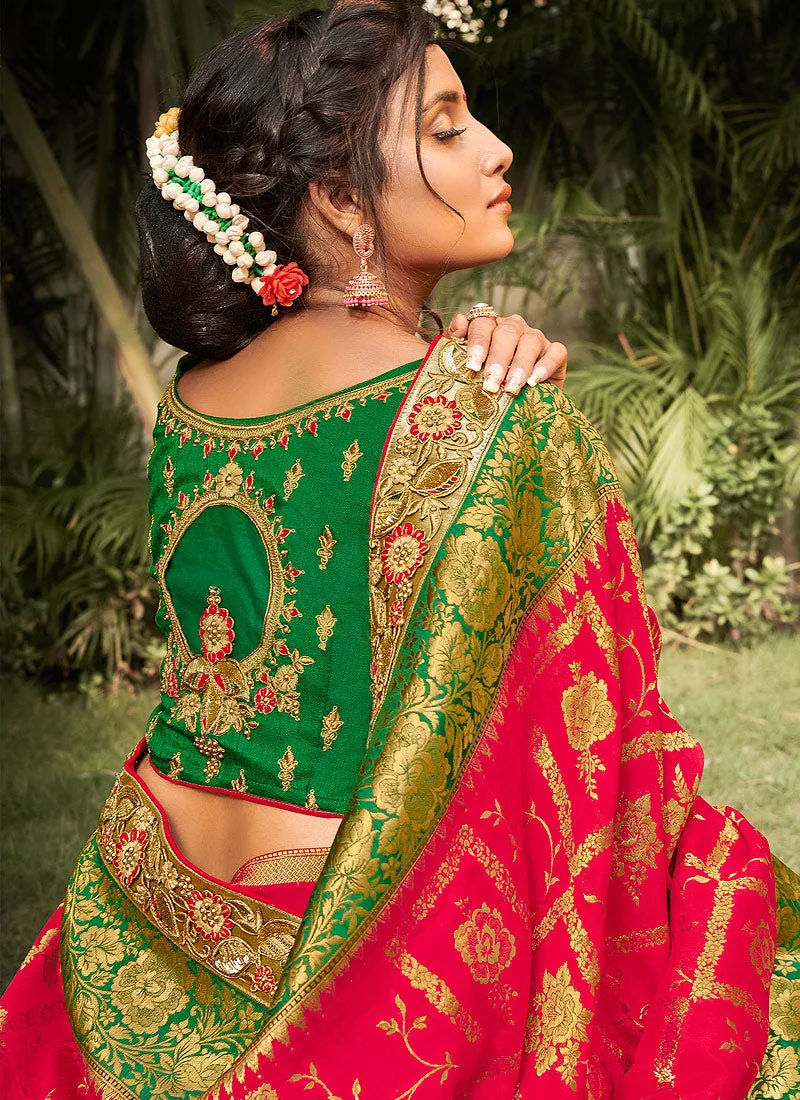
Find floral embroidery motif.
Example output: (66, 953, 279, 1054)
(524, 962, 591, 1086)
(252, 965, 278, 997)
(315, 605, 337, 650)
(199, 586, 235, 661)
(317, 524, 336, 569)
(283, 458, 304, 499)
(408, 393, 463, 442)
(342, 439, 363, 481)
(113, 828, 149, 886)
(232, 769, 248, 793)
(253, 685, 277, 713)
(380, 522, 429, 585)
(188, 890, 234, 942)
(163, 456, 175, 496)
(175, 587, 256, 781)
(168, 752, 182, 779)
(215, 460, 244, 498)
(454, 902, 516, 984)
(278, 746, 298, 791)
(561, 663, 617, 800)
(305, 789, 319, 810)
(320, 706, 343, 751)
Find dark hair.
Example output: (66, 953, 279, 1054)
(138, 0, 440, 360)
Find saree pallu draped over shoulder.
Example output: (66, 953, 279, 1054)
(1, 336, 798, 1099)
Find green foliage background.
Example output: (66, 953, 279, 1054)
(1, 0, 798, 682)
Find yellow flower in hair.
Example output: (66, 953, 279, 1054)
(154, 106, 181, 138)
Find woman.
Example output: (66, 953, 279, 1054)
(1, 2, 797, 1098)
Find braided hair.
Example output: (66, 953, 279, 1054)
(138, 0, 440, 361)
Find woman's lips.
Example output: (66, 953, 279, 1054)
(488, 183, 512, 213)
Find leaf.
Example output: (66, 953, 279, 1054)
(373, 491, 412, 537)
(411, 460, 465, 497)
(455, 385, 497, 426)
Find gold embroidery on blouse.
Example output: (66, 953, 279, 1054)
(315, 605, 337, 650)
(163, 456, 175, 496)
(282, 458, 304, 499)
(159, 370, 416, 456)
(168, 752, 183, 779)
(320, 706, 343, 752)
(317, 525, 336, 570)
(232, 769, 248, 793)
(342, 440, 363, 482)
(154, 456, 316, 779)
(305, 789, 319, 810)
(278, 746, 298, 791)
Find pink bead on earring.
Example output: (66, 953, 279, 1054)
(342, 224, 389, 309)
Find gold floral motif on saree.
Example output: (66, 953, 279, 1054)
(95, 768, 302, 1006)
(232, 768, 248, 793)
(523, 961, 592, 1086)
(154, 458, 314, 779)
(561, 661, 617, 800)
(454, 902, 517, 984)
(367, 338, 512, 721)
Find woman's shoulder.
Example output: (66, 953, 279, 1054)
(497, 378, 619, 490)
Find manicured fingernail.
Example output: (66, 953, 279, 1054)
(527, 367, 547, 386)
(482, 366, 503, 393)
(504, 373, 523, 394)
(467, 348, 484, 371)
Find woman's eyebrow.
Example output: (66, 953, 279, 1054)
(422, 90, 467, 114)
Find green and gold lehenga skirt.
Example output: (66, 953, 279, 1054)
(1, 337, 798, 1098)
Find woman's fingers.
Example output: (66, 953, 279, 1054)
(481, 317, 542, 393)
(447, 310, 569, 393)
(528, 341, 568, 390)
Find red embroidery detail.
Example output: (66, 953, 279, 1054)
(381, 522, 429, 585)
(198, 588, 235, 663)
(203, 471, 213, 490)
(179, 430, 192, 447)
(251, 442, 264, 459)
(254, 686, 277, 714)
(338, 406, 353, 421)
(252, 965, 277, 995)
(203, 439, 214, 459)
(278, 432, 290, 450)
(408, 394, 463, 443)
(228, 445, 238, 460)
(187, 890, 233, 941)
(177, 491, 189, 508)
(113, 828, 148, 885)
(165, 671, 179, 698)
(306, 418, 318, 436)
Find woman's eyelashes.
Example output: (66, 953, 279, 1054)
(433, 126, 467, 141)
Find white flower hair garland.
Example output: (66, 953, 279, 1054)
(146, 108, 309, 315)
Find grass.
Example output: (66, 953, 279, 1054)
(1, 632, 798, 988)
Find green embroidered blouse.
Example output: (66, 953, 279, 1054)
(145, 352, 423, 815)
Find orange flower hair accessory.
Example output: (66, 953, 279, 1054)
(146, 107, 309, 315)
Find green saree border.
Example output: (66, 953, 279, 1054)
(217, 342, 621, 1083)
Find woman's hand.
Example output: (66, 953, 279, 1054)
(444, 312, 568, 395)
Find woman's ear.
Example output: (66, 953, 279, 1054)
(307, 179, 361, 238)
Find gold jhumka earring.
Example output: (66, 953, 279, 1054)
(342, 224, 389, 309)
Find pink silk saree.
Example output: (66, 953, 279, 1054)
(1, 336, 798, 1099)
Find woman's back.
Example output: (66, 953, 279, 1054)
(140, 342, 427, 876)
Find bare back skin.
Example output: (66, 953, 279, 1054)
(137, 313, 431, 881)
